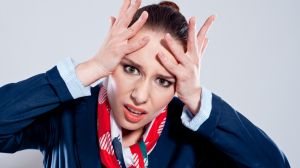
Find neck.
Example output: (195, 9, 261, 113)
(122, 127, 144, 148)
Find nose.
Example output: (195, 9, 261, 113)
(130, 80, 150, 105)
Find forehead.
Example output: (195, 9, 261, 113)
(125, 28, 184, 76)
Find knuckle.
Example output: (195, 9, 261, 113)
(111, 48, 120, 56)
(138, 39, 146, 46)
(168, 65, 176, 71)
(126, 44, 136, 52)
(127, 27, 135, 34)
(180, 73, 189, 81)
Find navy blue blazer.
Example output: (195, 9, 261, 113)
(0, 67, 290, 168)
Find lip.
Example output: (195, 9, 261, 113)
(125, 104, 147, 114)
(123, 104, 147, 123)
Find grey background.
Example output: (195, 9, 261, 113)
(0, 0, 299, 167)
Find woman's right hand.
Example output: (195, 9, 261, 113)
(76, 0, 149, 86)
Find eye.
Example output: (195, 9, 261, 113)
(123, 64, 140, 75)
(156, 78, 173, 88)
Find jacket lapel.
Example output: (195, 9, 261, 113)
(148, 97, 185, 167)
(74, 86, 102, 168)
(148, 113, 177, 167)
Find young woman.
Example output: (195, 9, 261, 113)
(0, 0, 290, 167)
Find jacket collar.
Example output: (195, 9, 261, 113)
(74, 85, 184, 168)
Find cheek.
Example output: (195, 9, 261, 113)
(107, 66, 140, 108)
(114, 71, 137, 97)
(149, 86, 175, 112)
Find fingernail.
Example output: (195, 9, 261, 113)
(141, 11, 148, 18)
(166, 33, 171, 39)
(212, 14, 217, 21)
(192, 17, 197, 28)
(131, 0, 138, 5)
(191, 16, 196, 22)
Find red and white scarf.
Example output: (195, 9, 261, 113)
(97, 85, 167, 168)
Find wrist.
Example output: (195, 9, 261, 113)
(75, 59, 108, 86)
(183, 87, 202, 115)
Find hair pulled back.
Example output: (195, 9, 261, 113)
(129, 1, 188, 48)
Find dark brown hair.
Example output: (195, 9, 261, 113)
(129, 1, 188, 48)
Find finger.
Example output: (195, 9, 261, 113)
(197, 15, 215, 38)
(157, 52, 180, 76)
(124, 36, 149, 54)
(109, 16, 116, 29)
(122, 11, 148, 39)
(118, 0, 131, 18)
(164, 33, 189, 65)
(119, 0, 142, 27)
(197, 15, 215, 50)
(187, 17, 198, 54)
(201, 38, 208, 55)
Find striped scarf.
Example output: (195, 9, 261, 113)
(97, 85, 167, 168)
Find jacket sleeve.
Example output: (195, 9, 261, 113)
(194, 93, 290, 167)
(0, 67, 74, 153)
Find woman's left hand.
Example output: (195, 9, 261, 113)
(158, 15, 215, 115)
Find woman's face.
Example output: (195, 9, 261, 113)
(104, 28, 184, 131)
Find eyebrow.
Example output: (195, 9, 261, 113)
(122, 57, 143, 70)
(122, 57, 176, 81)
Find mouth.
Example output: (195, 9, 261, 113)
(123, 104, 147, 123)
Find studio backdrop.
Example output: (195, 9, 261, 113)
(0, 0, 299, 167)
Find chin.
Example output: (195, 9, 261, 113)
(119, 119, 146, 131)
